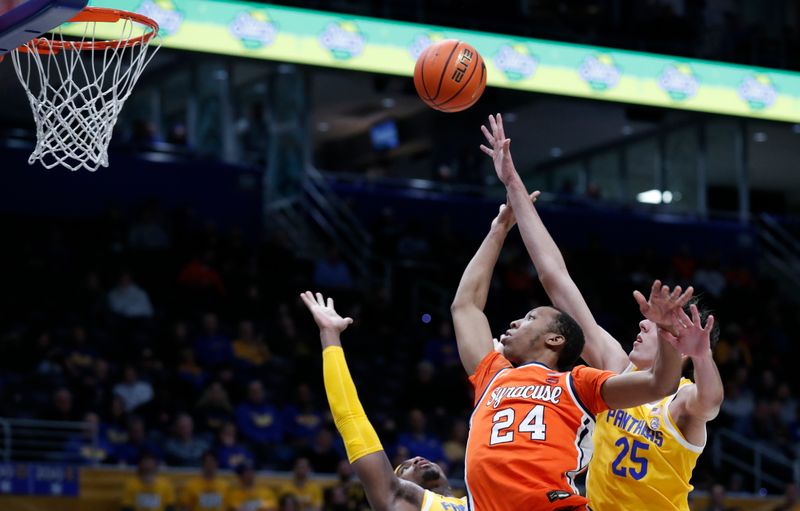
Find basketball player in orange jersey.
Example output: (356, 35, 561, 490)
(451, 200, 699, 507)
(479, 113, 723, 511)
(300, 291, 467, 511)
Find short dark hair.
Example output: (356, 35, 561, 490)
(550, 310, 585, 371)
(683, 296, 720, 349)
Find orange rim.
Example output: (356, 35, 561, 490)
(18, 6, 158, 54)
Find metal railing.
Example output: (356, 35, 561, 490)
(756, 214, 800, 297)
(0, 418, 96, 465)
(712, 428, 799, 493)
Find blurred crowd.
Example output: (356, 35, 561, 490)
(0, 194, 798, 507)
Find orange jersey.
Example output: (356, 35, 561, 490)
(465, 352, 614, 511)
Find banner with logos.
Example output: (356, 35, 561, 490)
(75, 0, 800, 122)
(0, 463, 79, 497)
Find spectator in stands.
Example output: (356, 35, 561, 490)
(403, 360, 441, 414)
(107, 395, 131, 447)
(277, 457, 322, 511)
(325, 461, 367, 511)
(705, 483, 740, 511)
(180, 451, 228, 511)
(63, 325, 98, 381)
(283, 383, 323, 450)
(65, 412, 113, 465)
(114, 365, 155, 413)
(129, 200, 171, 251)
(195, 381, 234, 435)
(121, 451, 176, 511)
(178, 252, 226, 297)
(215, 422, 254, 471)
(442, 419, 467, 479)
(232, 320, 271, 371)
(46, 387, 80, 422)
(312, 247, 353, 291)
(164, 413, 210, 467)
(423, 320, 460, 369)
(108, 272, 155, 319)
(303, 429, 342, 474)
(115, 416, 163, 466)
(694, 254, 726, 297)
(396, 409, 445, 465)
(224, 461, 277, 511)
(720, 368, 755, 435)
(235, 380, 282, 466)
(193, 313, 233, 370)
(177, 348, 208, 395)
(277, 494, 301, 511)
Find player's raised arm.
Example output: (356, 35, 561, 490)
(670, 304, 723, 421)
(480, 113, 629, 373)
(299, 291, 422, 511)
(450, 200, 534, 375)
(599, 282, 691, 408)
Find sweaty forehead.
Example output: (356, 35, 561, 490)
(530, 306, 558, 319)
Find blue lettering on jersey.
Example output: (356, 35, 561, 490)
(605, 410, 663, 447)
(440, 502, 465, 511)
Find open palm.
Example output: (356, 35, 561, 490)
(480, 113, 517, 186)
(633, 280, 693, 334)
(300, 291, 353, 334)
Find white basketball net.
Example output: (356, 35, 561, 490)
(9, 15, 160, 171)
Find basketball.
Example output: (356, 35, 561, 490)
(413, 39, 486, 113)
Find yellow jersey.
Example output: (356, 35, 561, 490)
(224, 485, 278, 511)
(180, 476, 228, 511)
(276, 480, 323, 508)
(121, 476, 176, 511)
(421, 490, 467, 511)
(586, 373, 703, 511)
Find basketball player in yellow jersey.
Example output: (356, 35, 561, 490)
(481, 112, 723, 511)
(300, 291, 467, 511)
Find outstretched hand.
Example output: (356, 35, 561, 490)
(665, 304, 715, 358)
(480, 113, 518, 186)
(300, 291, 353, 335)
(491, 191, 541, 231)
(633, 280, 694, 335)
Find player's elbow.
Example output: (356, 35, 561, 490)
(451, 296, 475, 312)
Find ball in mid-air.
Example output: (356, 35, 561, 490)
(413, 39, 486, 112)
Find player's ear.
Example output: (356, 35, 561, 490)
(545, 334, 565, 348)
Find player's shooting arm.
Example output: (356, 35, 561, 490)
(300, 291, 422, 511)
(480, 113, 629, 373)
(450, 205, 514, 375)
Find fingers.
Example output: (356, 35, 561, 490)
(530, 190, 541, 203)
(670, 285, 682, 301)
(327, 297, 334, 309)
(633, 290, 648, 311)
(488, 114, 498, 134)
(345, 317, 354, 325)
(299, 291, 314, 309)
(481, 125, 495, 145)
(502, 138, 511, 153)
(704, 314, 715, 333)
(496, 113, 505, 140)
(676, 286, 694, 307)
(479, 144, 493, 156)
(316, 292, 325, 306)
(649, 280, 661, 300)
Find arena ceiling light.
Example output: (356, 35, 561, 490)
(637, 189, 673, 204)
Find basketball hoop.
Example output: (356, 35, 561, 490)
(7, 7, 160, 171)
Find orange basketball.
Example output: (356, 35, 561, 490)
(413, 39, 486, 113)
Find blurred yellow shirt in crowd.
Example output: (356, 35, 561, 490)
(180, 476, 229, 511)
(122, 476, 176, 511)
(276, 481, 323, 509)
(224, 485, 277, 511)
